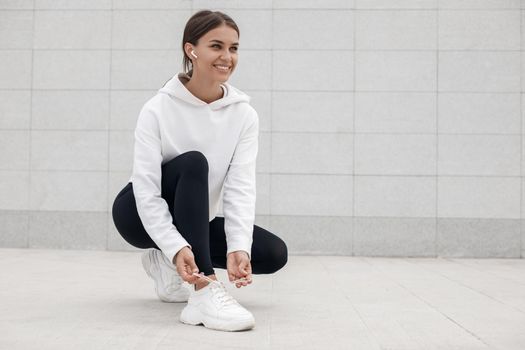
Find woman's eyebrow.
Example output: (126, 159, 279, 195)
(209, 39, 239, 46)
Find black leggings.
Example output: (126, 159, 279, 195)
(112, 151, 288, 276)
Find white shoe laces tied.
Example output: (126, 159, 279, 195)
(192, 273, 243, 308)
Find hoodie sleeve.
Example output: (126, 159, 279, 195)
(131, 103, 191, 264)
(222, 109, 259, 260)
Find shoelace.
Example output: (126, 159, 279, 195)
(192, 273, 240, 307)
(191, 272, 251, 285)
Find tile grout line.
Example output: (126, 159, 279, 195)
(269, 1, 274, 343)
(27, 0, 36, 249)
(519, 6, 523, 259)
(269, 3, 274, 221)
(352, 4, 356, 256)
(269, 2, 274, 343)
(106, 0, 114, 250)
(435, 2, 439, 258)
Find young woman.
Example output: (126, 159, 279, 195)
(112, 10, 288, 332)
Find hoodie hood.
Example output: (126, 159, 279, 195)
(158, 72, 251, 111)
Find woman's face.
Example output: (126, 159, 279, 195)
(187, 24, 239, 83)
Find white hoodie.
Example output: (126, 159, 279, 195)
(129, 72, 258, 264)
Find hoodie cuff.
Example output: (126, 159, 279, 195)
(226, 244, 252, 261)
(164, 243, 192, 265)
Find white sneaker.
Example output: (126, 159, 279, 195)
(141, 248, 190, 303)
(180, 276, 255, 332)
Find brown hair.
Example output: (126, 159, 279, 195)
(182, 10, 240, 77)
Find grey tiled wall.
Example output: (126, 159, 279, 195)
(1, 0, 524, 258)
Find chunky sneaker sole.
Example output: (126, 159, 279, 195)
(180, 303, 255, 332)
(141, 249, 190, 303)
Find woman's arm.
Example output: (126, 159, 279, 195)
(222, 109, 259, 260)
(132, 103, 191, 264)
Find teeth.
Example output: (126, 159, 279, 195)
(214, 65, 230, 71)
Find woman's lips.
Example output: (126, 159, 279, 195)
(213, 65, 231, 72)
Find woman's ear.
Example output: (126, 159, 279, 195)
(184, 43, 194, 59)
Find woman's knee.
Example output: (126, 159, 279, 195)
(273, 238, 288, 271)
(164, 151, 209, 175)
(259, 237, 288, 274)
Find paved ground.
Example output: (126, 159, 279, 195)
(1, 248, 525, 350)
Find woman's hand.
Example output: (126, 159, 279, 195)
(227, 251, 253, 288)
(174, 246, 200, 285)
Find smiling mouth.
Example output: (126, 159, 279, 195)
(213, 65, 231, 72)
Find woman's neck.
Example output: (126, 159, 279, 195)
(184, 73, 224, 104)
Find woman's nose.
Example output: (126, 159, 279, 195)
(220, 50, 232, 60)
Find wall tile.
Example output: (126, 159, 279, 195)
(193, 0, 272, 9)
(522, 220, 525, 258)
(228, 50, 272, 90)
(0, 50, 32, 89)
(439, 51, 520, 92)
(32, 90, 109, 130)
(31, 131, 108, 171)
(274, 0, 354, 8)
(112, 0, 191, 9)
(438, 177, 520, 219)
(356, 0, 437, 9)
(258, 132, 271, 173)
(33, 50, 110, 89)
(255, 173, 270, 215)
(35, 0, 111, 9)
(439, 93, 520, 134)
(354, 217, 436, 256)
(109, 130, 133, 172)
(0, 171, 29, 210)
(522, 11, 525, 49)
(355, 134, 436, 175)
(438, 0, 520, 9)
(355, 176, 436, 217)
(0, 91, 31, 129)
(112, 10, 189, 49)
(269, 215, 353, 255)
(30, 171, 107, 211)
(245, 90, 271, 132)
(356, 51, 436, 91)
(272, 91, 353, 132)
(0, 1, 33, 9)
(34, 10, 111, 49)
(0, 10, 33, 49)
(439, 10, 520, 50)
(29, 211, 107, 249)
(225, 10, 272, 50)
(110, 90, 156, 130)
(437, 218, 520, 257)
(0, 130, 30, 170)
(356, 10, 436, 50)
(274, 10, 353, 50)
(355, 92, 436, 133)
(0, 210, 29, 248)
(272, 133, 352, 174)
(271, 174, 353, 216)
(273, 50, 353, 91)
(438, 135, 520, 176)
(111, 50, 179, 90)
